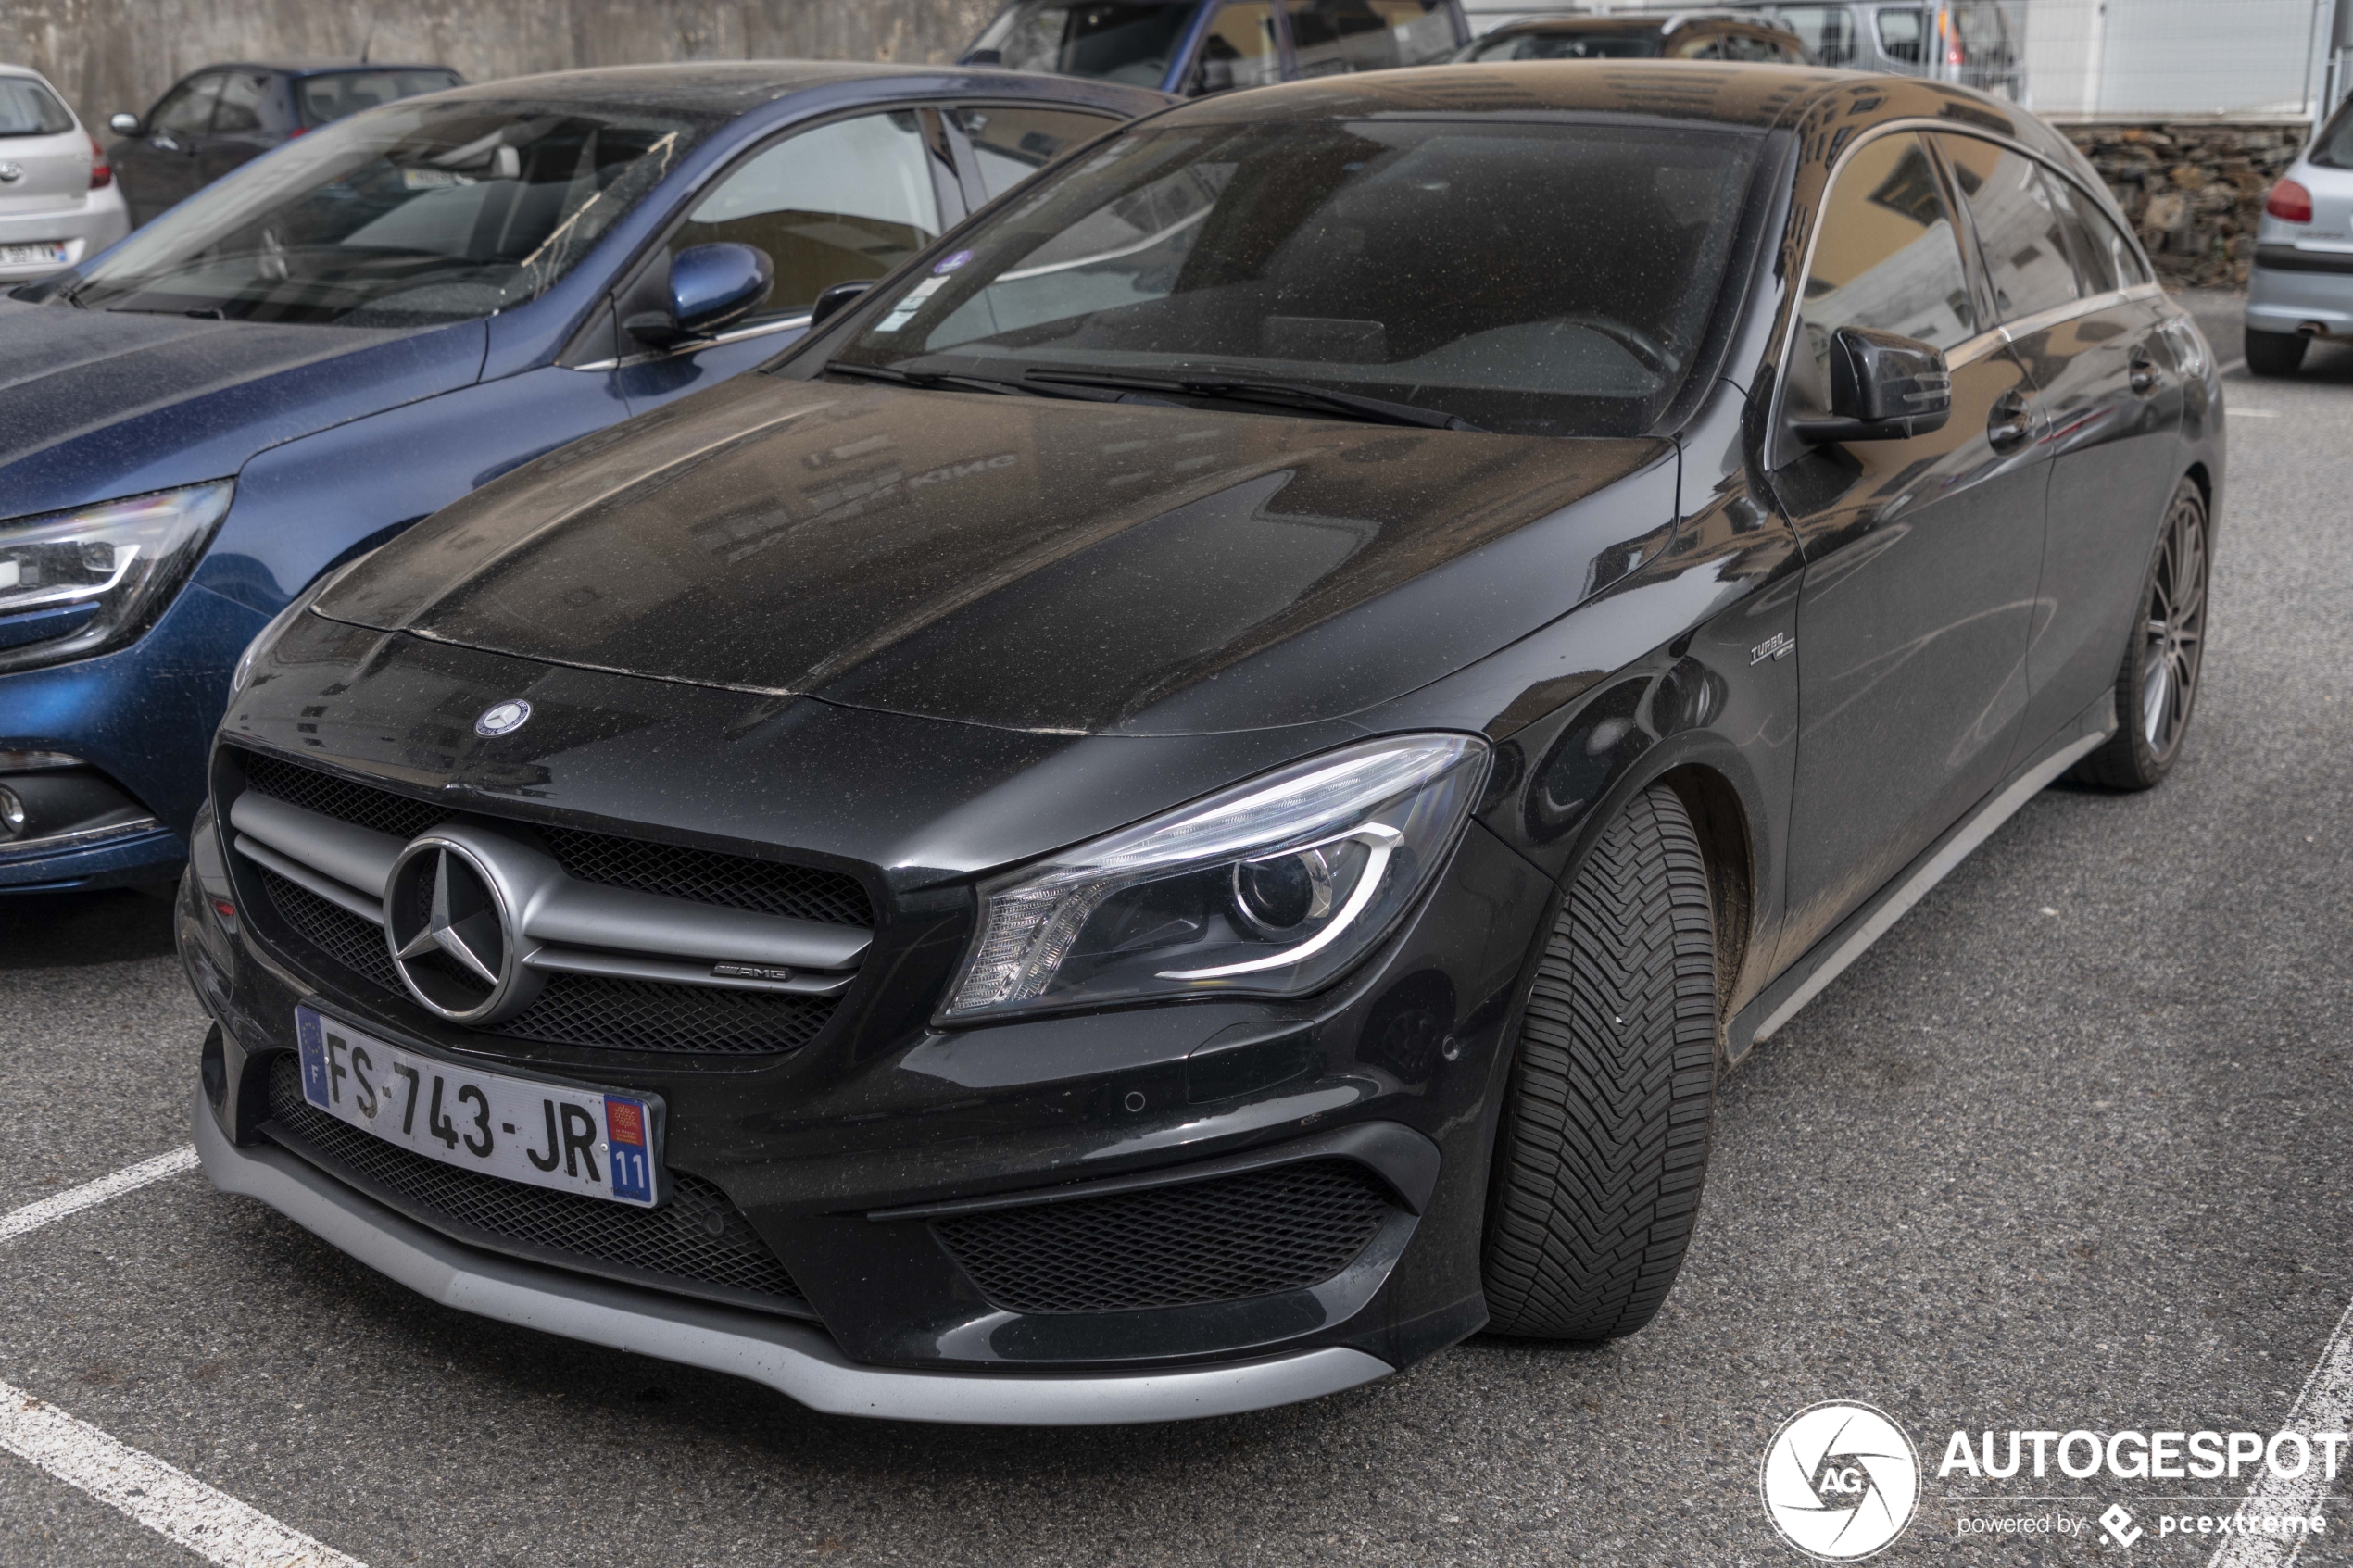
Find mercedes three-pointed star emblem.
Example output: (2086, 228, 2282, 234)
(384, 834, 543, 1022)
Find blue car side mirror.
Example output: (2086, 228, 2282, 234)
(625, 243, 774, 348)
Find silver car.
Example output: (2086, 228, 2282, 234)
(1709, 1, 2022, 97)
(0, 64, 130, 283)
(2246, 94, 2353, 375)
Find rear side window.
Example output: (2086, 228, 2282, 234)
(1789, 131, 1976, 420)
(0, 78, 75, 137)
(298, 70, 461, 127)
(1875, 6, 1926, 64)
(1776, 6, 1858, 66)
(1932, 133, 2082, 321)
(669, 111, 945, 323)
(2039, 171, 2148, 295)
(952, 106, 1115, 202)
(1285, 0, 1458, 77)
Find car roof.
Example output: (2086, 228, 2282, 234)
(420, 59, 1167, 118)
(1168, 60, 2066, 149)
(191, 59, 459, 77)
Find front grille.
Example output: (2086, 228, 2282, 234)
(933, 1160, 1393, 1315)
(262, 1053, 810, 1316)
(232, 749, 873, 925)
(232, 748, 863, 1057)
(255, 867, 833, 1057)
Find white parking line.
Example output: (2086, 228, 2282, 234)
(0, 1380, 364, 1568)
(0, 1145, 197, 1244)
(2208, 1297, 2353, 1568)
(0, 1144, 369, 1565)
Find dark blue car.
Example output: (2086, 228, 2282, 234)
(0, 62, 1167, 894)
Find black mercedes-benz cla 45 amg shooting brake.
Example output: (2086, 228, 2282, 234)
(181, 63, 2222, 1424)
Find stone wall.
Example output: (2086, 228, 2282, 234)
(0, 0, 1000, 135)
(2062, 121, 2311, 289)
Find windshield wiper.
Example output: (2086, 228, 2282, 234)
(823, 362, 1048, 398)
(1023, 370, 1484, 432)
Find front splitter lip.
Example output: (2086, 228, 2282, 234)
(192, 1086, 1396, 1425)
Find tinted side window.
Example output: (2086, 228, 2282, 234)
(1191, 2, 1283, 92)
(211, 71, 271, 135)
(1285, 0, 1458, 77)
(150, 76, 222, 137)
(1931, 133, 2081, 322)
(1666, 30, 1728, 59)
(952, 106, 1115, 203)
(670, 112, 944, 323)
(2040, 171, 2147, 294)
(1778, 6, 1858, 66)
(1790, 131, 1976, 420)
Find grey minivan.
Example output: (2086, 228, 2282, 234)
(1717, 1, 2021, 98)
(963, 0, 1469, 95)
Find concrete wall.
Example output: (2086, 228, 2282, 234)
(1, 0, 1000, 131)
(2027, 0, 2334, 119)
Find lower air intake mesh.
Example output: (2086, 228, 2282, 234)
(932, 1160, 1393, 1315)
(262, 1054, 808, 1315)
(254, 868, 835, 1057)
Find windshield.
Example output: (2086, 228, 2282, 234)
(971, 0, 1200, 86)
(0, 78, 74, 137)
(62, 97, 698, 327)
(1464, 32, 1660, 61)
(813, 116, 1763, 437)
(297, 69, 464, 127)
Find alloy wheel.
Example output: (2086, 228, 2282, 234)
(2138, 490, 2208, 762)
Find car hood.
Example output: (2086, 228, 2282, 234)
(317, 372, 1677, 736)
(0, 299, 486, 518)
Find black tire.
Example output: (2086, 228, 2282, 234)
(2245, 328, 2308, 376)
(2072, 478, 2209, 791)
(1482, 784, 1718, 1341)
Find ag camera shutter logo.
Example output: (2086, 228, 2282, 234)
(1761, 1400, 1921, 1561)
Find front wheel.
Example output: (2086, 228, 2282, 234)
(2073, 478, 2209, 791)
(1481, 783, 1718, 1341)
(2244, 328, 2307, 377)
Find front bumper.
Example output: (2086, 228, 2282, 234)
(193, 1084, 1395, 1425)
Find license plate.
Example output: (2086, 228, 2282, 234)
(294, 1008, 664, 1207)
(0, 244, 68, 267)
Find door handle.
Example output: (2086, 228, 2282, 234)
(1986, 389, 2033, 453)
(2129, 347, 2161, 395)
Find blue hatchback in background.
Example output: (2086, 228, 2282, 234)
(0, 61, 1169, 894)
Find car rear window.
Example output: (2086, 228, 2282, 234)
(299, 70, 463, 127)
(2312, 97, 2353, 170)
(1466, 31, 1661, 61)
(0, 78, 75, 138)
(821, 115, 1766, 438)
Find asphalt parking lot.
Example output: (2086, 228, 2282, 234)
(1, 293, 2347, 1568)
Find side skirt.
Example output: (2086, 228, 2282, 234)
(1725, 696, 2117, 1062)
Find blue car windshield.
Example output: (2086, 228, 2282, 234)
(63, 98, 701, 327)
(817, 116, 1764, 438)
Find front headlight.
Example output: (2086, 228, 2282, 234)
(945, 734, 1489, 1022)
(0, 482, 233, 673)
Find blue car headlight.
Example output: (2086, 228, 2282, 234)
(0, 482, 233, 673)
(944, 734, 1489, 1022)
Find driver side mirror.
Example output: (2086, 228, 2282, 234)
(623, 242, 773, 349)
(107, 112, 141, 136)
(1792, 326, 1952, 443)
